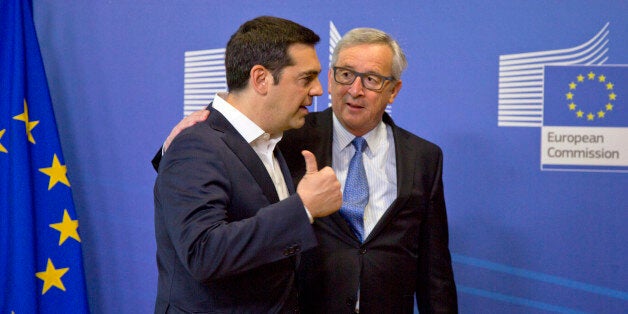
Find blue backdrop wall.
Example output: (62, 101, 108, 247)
(32, 1, 627, 313)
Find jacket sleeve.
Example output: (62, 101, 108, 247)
(155, 130, 317, 282)
(416, 147, 458, 313)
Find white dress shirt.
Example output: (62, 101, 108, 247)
(332, 113, 397, 239)
(213, 93, 289, 200)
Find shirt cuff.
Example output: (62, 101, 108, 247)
(304, 206, 314, 224)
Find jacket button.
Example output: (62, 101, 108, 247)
(359, 248, 367, 254)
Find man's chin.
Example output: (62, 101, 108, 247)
(291, 117, 306, 130)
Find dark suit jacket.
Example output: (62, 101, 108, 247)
(279, 108, 458, 314)
(153, 107, 317, 313)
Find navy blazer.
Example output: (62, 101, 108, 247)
(279, 108, 458, 314)
(153, 107, 317, 313)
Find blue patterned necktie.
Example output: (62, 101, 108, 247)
(340, 137, 369, 242)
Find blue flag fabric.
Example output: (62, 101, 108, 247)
(0, 0, 90, 312)
(543, 65, 627, 127)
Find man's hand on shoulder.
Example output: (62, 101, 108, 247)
(164, 109, 210, 152)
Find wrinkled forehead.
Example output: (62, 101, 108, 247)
(335, 43, 394, 74)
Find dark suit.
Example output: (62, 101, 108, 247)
(279, 108, 457, 313)
(153, 107, 317, 313)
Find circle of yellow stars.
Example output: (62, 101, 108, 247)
(565, 71, 616, 121)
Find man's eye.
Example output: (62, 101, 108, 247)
(303, 75, 317, 85)
(339, 70, 352, 78)
(366, 75, 381, 84)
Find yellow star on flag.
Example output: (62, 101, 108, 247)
(609, 92, 616, 100)
(576, 110, 584, 118)
(0, 129, 7, 153)
(568, 103, 576, 110)
(587, 113, 594, 120)
(566, 92, 574, 100)
(606, 82, 614, 90)
(50, 209, 81, 245)
(35, 258, 69, 294)
(598, 75, 606, 82)
(39, 154, 71, 190)
(577, 74, 584, 82)
(587, 71, 595, 80)
(12, 100, 39, 144)
(606, 103, 613, 111)
(569, 82, 577, 90)
(597, 110, 606, 118)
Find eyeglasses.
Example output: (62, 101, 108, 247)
(332, 66, 395, 92)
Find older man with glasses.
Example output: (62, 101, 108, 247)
(284, 27, 458, 314)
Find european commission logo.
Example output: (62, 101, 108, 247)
(498, 23, 628, 173)
(182, 21, 390, 118)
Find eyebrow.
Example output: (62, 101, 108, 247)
(300, 70, 321, 76)
(336, 65, 386, 76)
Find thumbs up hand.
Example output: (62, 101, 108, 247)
(296, 150, 342, 218)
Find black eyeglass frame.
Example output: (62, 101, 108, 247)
(332, 66, 395, 92)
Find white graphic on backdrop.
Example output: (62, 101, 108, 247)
(498, 23, 609, 127)
(183, 48, 227, 116)
(328, 21, 341, 110)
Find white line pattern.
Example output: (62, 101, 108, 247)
(183, 48, 227, 116)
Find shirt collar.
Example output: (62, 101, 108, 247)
(332, 112, 387, 156)
(212, 92, 282, 144)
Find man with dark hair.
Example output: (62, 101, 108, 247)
(153, 16, 342, 313)
(225, 16, 320, 91)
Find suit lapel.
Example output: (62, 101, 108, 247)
(363, 114, 415, 244)
(208, 105, 280, 204)
(312, 109, 334, 168)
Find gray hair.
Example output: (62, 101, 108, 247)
(331, 28, 408, 80)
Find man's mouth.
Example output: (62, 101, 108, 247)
(346, 102, 364, 109)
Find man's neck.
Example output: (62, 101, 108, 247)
(224, 92, 277, 136)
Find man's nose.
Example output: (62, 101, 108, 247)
(310, 77, 323, 96)
(348, 76, 366, 97)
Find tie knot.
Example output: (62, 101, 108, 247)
(351, 137, 367, 153)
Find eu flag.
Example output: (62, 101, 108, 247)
(543, 65, 627, 127)
(0, 0, 90, 312)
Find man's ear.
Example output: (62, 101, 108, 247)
(387, 80, 403, 104)
(250, 65, 270, 95)
(327, 68, 333, 91)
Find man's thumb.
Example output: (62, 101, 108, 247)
(302, 150, 318, 174)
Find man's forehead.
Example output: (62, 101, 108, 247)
(336, 44, 393, 73)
